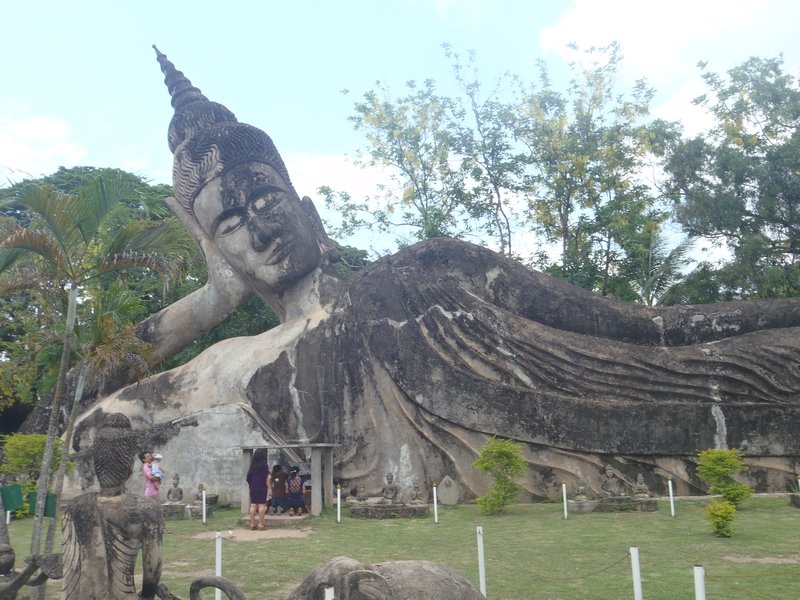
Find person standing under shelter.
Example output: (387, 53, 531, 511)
(246, 449, 270, 530)
(286, 466, 305, 516)
(268, 465, 288, 514)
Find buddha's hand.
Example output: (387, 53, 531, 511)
(165, 196, 252, 307)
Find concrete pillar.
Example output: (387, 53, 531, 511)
(324, 447, 334, 508)
(310, 447, 322, 516)
(241, 449, 252, 516)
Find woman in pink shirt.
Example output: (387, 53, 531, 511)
(139, 450, 161, 497)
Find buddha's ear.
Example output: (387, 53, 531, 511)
(300, 195, 341, 262)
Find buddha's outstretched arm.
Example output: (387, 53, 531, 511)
(135, 197, 254, 361)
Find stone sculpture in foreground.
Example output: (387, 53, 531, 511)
(285, 556, 485, 600)
(62, 413, 164, 599)
(71, 47, 800, 502)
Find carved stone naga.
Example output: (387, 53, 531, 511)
(71, 47, 800, 501)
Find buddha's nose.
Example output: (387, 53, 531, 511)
(247, 218, 276, 252)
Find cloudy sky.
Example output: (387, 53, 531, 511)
(2, 0, 798, 250)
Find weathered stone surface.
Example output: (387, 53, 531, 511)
(285, 556, 484, 600)
(349, 504, 429, 519)
(62, 413, 164, 600)
(436, 476, 461, 506)
(64, 49, 800, 507)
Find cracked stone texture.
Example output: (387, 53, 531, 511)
(68, 238, 800, 502)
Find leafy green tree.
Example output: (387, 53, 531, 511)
(339, 79, 468, 243)
(473, 437, 526, 515)
(0, 175, 187, 557)
(516, 43, 667, 291)
(0, 433, 62, 496)
(444, 45, 521, 256)
(696, 448, 753, 506)
(662, 56, 800, 298)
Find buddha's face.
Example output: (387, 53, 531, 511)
(193, 162, 322, 292)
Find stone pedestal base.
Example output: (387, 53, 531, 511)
(594, 496, 658, 512)
(161, 503, 214, 519)
(349, 504, 429, 519)
(568, 500, 599, 513)
(790, 493, 800, 508)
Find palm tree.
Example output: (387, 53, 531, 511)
(41, 287, 158, 557)
(629, 228, 694, 306)
(0, 175, 187, 560)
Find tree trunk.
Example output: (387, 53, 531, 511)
(29, 282, 77, 559)
(43, 366, 88, 554)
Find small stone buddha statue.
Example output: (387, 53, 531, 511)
(166, 474, 183, 502)
(378, 473, 400, 505)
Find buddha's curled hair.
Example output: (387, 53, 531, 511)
(153, 45, 295, 210)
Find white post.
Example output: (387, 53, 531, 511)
(323, 587, 335, 600)
(561, 481, 568, 520)
(5, 511, 9, 525)
(476, 526, 487, 597)
(202, 489, 207, 524)
(336, 484, 341, 523)
(215, 531, 222, 600)
(693, 565, 706, 600)
(630, 547, 643, 600)
(668, 476, 675, 517)
(433, 483, 439, 524)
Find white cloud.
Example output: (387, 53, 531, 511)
(651, 79, 713, 137)
(539, 0, 786, 89)
(284, 152, 397, 253)
(0, 114, 86, 185)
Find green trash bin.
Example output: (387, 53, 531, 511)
(27, 491, 57, 518)
(0, 484, 24, 511)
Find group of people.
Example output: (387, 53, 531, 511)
(246, 449, 308, 530)
(138, 449, 166, 497)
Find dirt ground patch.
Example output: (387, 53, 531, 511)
(723, 555, 800, 564)
(191, 527, 312, 542)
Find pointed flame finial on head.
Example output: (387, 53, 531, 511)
(152, 44, 208, 109)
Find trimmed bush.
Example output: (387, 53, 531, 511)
(696, 448, 753, 506)
(705, 499, 737, 537)
(473, 437, 525, 515)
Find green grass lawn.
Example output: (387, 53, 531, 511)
(6, 497, 799, 599)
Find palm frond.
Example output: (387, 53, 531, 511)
(0, 227, 69, 277)
(16, 185, 83, 259)
(104, 220, 191, 257)
(88, 329, 157, 382)
(0, 268, 51, 295)
(94, 251, 187, 290)
(74, 175, 133, 245)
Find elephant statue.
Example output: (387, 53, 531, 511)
(285, 556, 485, 600)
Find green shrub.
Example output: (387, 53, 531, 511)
(705, 499, 737, 537)
(0, 433, 62, 516)
(696, 448, 753, 506)
(473, 437, 525, 515)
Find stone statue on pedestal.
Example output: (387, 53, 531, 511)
(166, 474, 183, 503)
(634, 474, 651, 498)
(601, 465, 625, 497)
(62, 413, 164, 600)
(378, 473, 400, 505)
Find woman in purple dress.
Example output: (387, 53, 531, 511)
(245, 449, 270, 530)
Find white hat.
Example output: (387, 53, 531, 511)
(153, 453, 163, 460)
